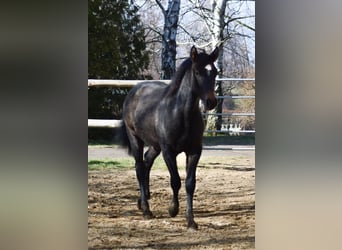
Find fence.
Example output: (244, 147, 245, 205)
(88, 78, 255, 134)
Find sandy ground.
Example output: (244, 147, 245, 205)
(88, 145, 255, 160)
(88, 146, 255, 249)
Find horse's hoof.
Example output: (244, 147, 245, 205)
(187, 220, 198, 230)
(168, 204, 179, 217)
(143, 211, 154, 219)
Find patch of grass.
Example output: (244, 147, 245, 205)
(88, 156, 169, 171)
(88, 155, 253, 172)
(88, 158, 134, 170)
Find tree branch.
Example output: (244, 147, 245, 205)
(176, 40, 213, 49)
(225, 15, 255, 32)
(146, 25, 163, 37)
(195, 0, 214, 36)
(178, 24, 197, 42)
(155, 0, 166, 16)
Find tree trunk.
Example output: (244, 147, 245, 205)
(207, 0, 227, 133)
(157, 0, 181, 80)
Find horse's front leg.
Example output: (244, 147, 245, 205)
(185, 153, 201, 230)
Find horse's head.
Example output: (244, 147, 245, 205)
(190, 46, 219, 111)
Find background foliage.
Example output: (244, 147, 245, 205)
(88, 0, 149, 140)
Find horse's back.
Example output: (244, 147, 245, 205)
(134, 80, 168, 92)
(123, 81, 168, 147)
(125, 81, 167, 102)
(124, 81, 167, 111)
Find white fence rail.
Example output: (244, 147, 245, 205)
(87, 78, 254, 87)
(88, 79, 171, 87)
(88, 79, 255, 133)
(88, 119, 122, 128)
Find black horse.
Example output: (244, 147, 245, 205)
(121, 46, 219, 229)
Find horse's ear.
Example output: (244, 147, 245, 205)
(190, 46, 198, 62)
(210, 47, 219, 62)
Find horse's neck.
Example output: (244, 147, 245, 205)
(176, 73, 199, 114)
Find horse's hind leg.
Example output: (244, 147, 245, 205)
(126, 132, 153, 218)
(161, 146, 181, 218)
(143, 146, 161, 200)
(185, 152, 201, 230)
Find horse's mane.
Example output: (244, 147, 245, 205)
(166, 58, 192, 96)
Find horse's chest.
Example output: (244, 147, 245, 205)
(157, 109, 202, 147)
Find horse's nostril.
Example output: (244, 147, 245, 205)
(213, 98, 217, 107)
(206, 99, 217, 110)
(206, 99, 212, 109)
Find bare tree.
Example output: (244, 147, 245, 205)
(137, 1, 164, 79)
(139, 0, 254, 79)
(209, 0, 227, 131)
(156, 0, 181, 79)
(181, 0, 254, 132)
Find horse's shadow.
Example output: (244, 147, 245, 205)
(199, 163, 255, 172)
(195, 202, 255, 218)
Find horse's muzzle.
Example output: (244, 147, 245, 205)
(205, 97, 217, 111)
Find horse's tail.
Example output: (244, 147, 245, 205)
(117, 122, 132, 155)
